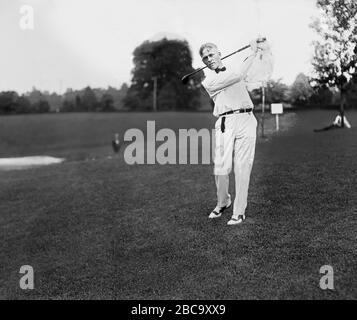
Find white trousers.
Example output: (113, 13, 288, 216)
(214, 112, 257, 218)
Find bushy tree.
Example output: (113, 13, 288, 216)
(288, 73, 314, 106)
(27, 87, 43, 105)
(309, 84, 334, 107)
(62, 99, 75, 112)
(266, 79, 289, 104)
(249, 79, 289, 106)
(82, 86, 98, 111)
(107, 84, 128, 110)
(45, 93, 62, 112)
(310, 0, 357, 124)
(0, 91, 18, 114)
(100, 93, 115, 111)
(32, 100, 50, 113)
(16, 96, 33, 113)
(124, 38, 201, 110)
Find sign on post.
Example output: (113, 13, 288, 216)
(271, 103, 283, 131)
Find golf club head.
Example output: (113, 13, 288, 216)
(181, 75, 190, 85)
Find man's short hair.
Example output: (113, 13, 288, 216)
(199, 43, 218, 57)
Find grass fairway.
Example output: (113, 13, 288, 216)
(0, 110, 356, 299)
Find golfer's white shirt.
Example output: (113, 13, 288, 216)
(202, 47, 274, 117)
(202, 68, 253, 117)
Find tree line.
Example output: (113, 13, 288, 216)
(0, 84, 128, 114)
(1, 70, 356, 115)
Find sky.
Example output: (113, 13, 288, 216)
(0, 0, 321, 94)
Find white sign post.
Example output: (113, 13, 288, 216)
(271, 103, 283, 131)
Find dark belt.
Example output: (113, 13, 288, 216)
(219, 108, 253, 117)
(219, 108, 253, 133)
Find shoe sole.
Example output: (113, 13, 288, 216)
(208, 213, 222, 219)
(227, 220, 243, 225)
(209, 201, 232, 219)
(227, 216, 245, 225)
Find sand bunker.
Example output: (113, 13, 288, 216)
(0, 156, 65, 170)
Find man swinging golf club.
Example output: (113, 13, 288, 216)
(199, 37, 273, 225)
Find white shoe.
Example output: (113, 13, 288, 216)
(208, 198, 232, 219)
(227, 215, 245, 225)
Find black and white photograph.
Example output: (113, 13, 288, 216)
(1, 0, 356, 308)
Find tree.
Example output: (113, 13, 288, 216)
(75, 94, 82, 111)
(62, 88, 76, 111)
(249, 79, 289, 107)
(32, 99, 50, 113)
(124, 38, 201, 110)
(62, 99, 75, 112)
(288, 73, 314, 106)
(27, 87, 43, 106)
(309, 84, 334, 107)
(0, 91, 52, 114)
(46, 93, 62, 112)
(16, 96, 32, 113)
(157, 81, 178, 110)
(265, 79, 289, 104)
(0, 91, 18, 114)
(100, 93, 115, 111)
(310, 0, 357, 125)
(82, 86, 98, 111)
(107, 84, 128, 110)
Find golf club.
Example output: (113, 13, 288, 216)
(181, 37, 266, 84)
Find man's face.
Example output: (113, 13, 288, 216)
(201, 46, 222, 70)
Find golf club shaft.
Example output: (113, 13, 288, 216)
(184, 45, 250, 80)
(221, 44, 250, 61)
(181, 38, 266, 84)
